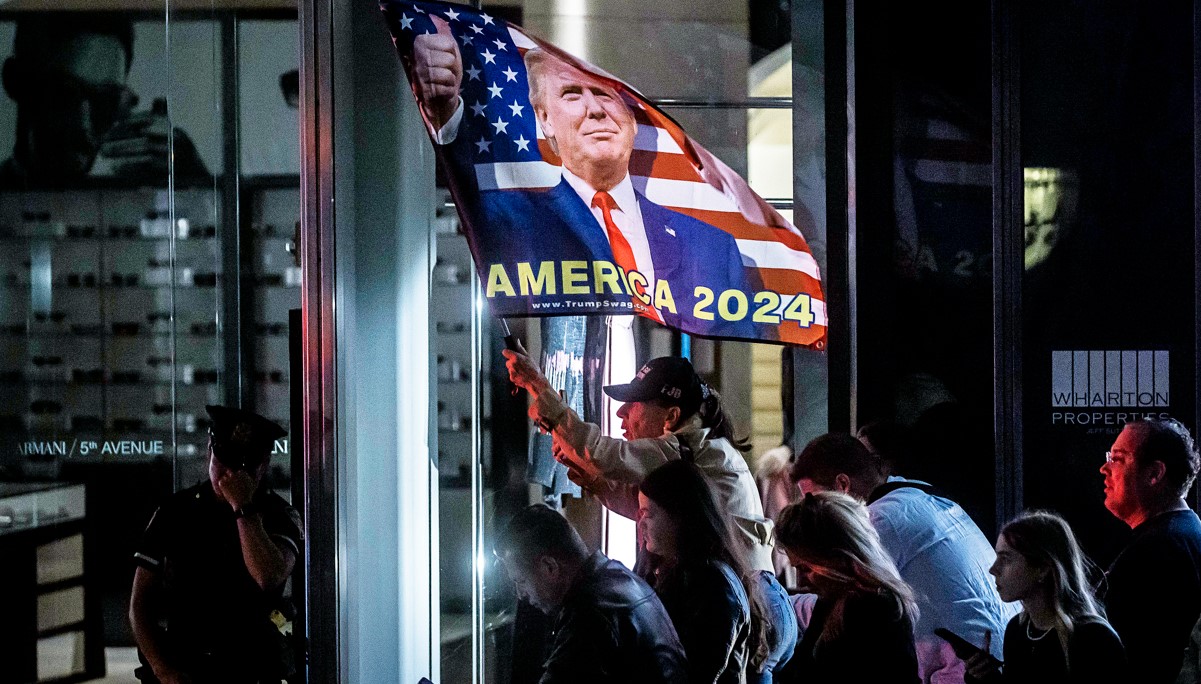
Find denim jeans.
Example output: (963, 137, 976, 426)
(748, 570, 798, 684)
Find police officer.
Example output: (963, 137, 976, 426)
(129, 405, 302, 684)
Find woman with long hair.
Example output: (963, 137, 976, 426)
(964, 510, 1127, 683)
(504, 353, 798, 681)
(639, 459, 770, 683)
(774, 491, 920, 684)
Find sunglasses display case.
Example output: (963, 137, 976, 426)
(0, 482, 95, 683)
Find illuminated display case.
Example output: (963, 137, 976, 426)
(0, 482, 99, 683)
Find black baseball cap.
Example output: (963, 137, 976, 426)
(603, 357, 703, 413)
(205, 405, 286, 470)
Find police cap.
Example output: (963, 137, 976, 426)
(205, 404, 286, 470)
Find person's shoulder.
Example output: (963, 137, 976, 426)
(1004, 613, 1025, 639)
(163, 481, 210, 509)
(1070, 618, 1126, 667)
(1072, 618, 1122, 647)
(144, 481, 210, 530)
(845, 589, 905, 620)
(866, 484, 927, 530)
(1128, 510, 1201, 554)
(260, 489, 297, 513)
(691, 559, 742, 591)
(259, 491, 303, 536)
(576, 555, 653, 605)
(1164, 509, 1201, 538)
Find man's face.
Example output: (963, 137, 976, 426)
(794, 477, 830, 497)
(533, 60, 635, 186)
(615, 400, 672, 441)
(500, 551, 567, 615)
(16, 34, 131, 178)
(207, 437, 267, 500)
(1100, 424, 1155, 524)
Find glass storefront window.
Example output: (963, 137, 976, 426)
(1019, 0, 1196, 565)
(0, 8, 299, 682)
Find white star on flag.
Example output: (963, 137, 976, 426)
(465, 65, 481, 80)
(414, 5, 425, 13)
(475, 137, 491, 153)
(508, 100, 524, 117)
(514, 135, 530, 152)
(491, 118, 509, 134)
(399, 13, 413, 29)
(481, 13, 494, 25)
(487, 82, 503, 99)
(502, 66, 518, 82)
(480, 48, 497, 64)
(493, 38, 507, 52)
(469, 24, 484, 34)
(470, 101, 488, 117)
(444, 7, 460, 21)
(459, 34, 473, 46)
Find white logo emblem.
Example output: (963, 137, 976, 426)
(1051, 350, 1169, 408)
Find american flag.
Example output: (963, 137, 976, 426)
(382, 0, 826, 348)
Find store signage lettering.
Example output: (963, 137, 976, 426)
(15, 439, 287, 458)
(17, 440, 166, 457)
(1051, 350, 1171, 428)
(85, 440, 165, 456)
(18, 441, 70, 456)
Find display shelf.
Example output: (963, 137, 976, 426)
(0, 331, 218, 340)
(0, 234, 218, 243)
(0, 481, 102, 683)
(0, 379, 224, 388)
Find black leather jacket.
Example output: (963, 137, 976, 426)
(540, 552, 689, 684)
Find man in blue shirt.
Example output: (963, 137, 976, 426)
(789, 433, 1016, 684)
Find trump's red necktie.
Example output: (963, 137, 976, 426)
(592, 191, 661, 321)
(592, 191, 638, 278)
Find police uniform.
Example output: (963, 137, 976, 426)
(132, 406, 302, 684)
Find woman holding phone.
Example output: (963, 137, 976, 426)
(965, 510, 1127, 683)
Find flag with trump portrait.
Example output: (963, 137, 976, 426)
(381, 0, 826, 348)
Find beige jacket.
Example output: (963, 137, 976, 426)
(534, 387, 775, 573)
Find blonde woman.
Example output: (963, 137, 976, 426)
(774, 491, 920, 684)
(965, 511, 1127, 683)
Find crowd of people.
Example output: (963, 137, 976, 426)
(500, 350, 1201, 684)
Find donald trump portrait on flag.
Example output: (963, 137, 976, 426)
(384, 0, 828, 347)
(411, 18, 754, 336)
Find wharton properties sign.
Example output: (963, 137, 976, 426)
(1051, 350, 1171, 429)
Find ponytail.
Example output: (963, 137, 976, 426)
(697, 384, 752, 453)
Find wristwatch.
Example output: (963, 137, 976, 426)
(234, 503, 260, 519)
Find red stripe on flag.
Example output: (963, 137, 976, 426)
(665, 207, 811, 252)
(753, 268, 825, 299)
(628, 150, 705, 183)
(636, 107, 704, 168)
(777, 323, 827, 347)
